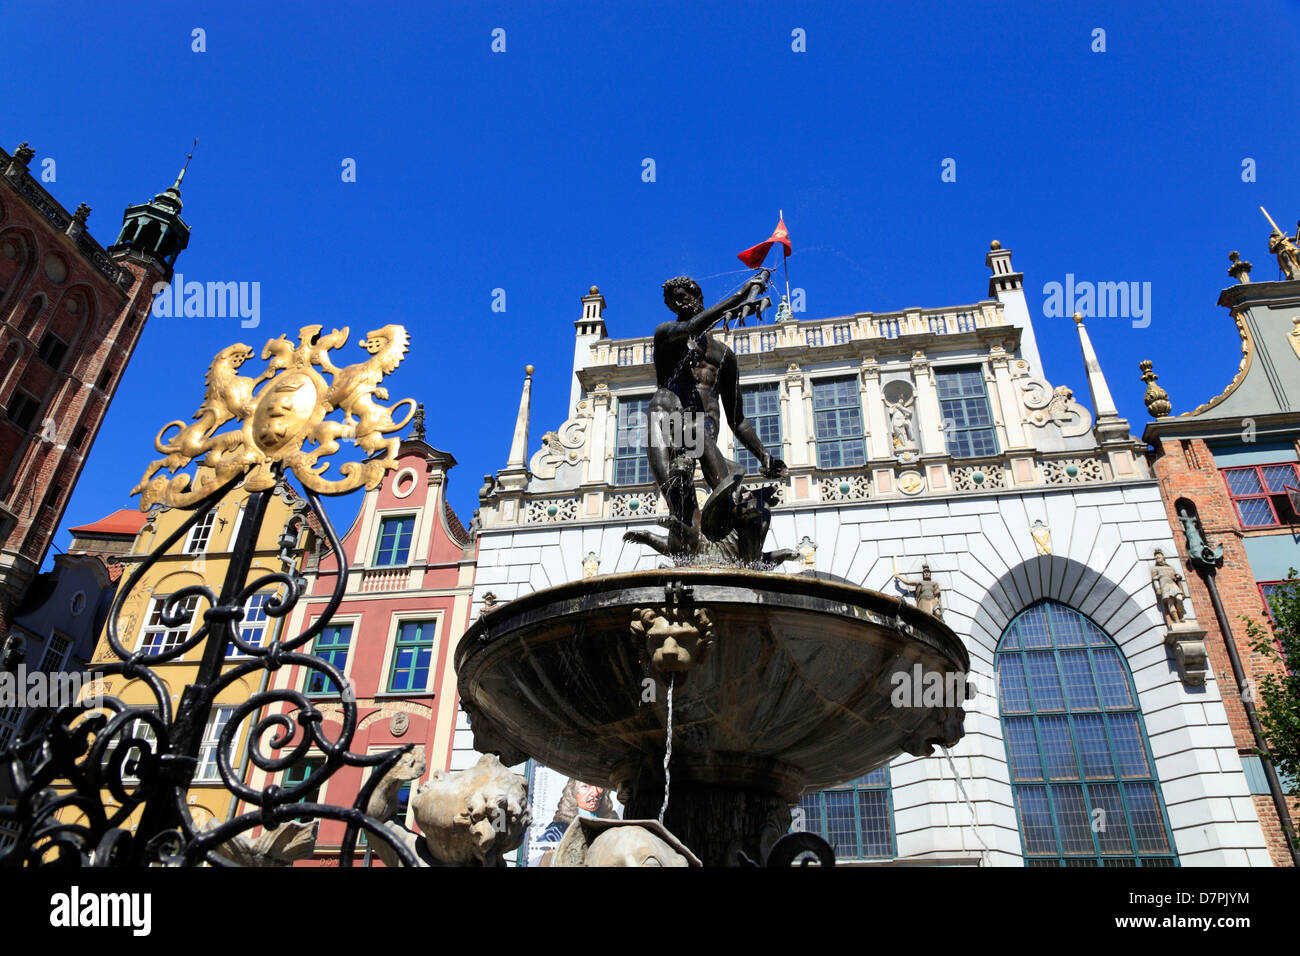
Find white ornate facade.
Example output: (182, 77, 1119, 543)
(458, 243, 1272, 866)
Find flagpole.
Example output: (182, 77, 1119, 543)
(780, 208, 792, 318)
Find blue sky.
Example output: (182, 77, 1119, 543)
(5, 0, 1299, 562)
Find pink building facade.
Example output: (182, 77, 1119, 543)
(248, 438, 476, 864)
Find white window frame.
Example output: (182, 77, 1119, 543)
(185, 509, 218, 554)
(227, 590, 277, 658)
(137, 594, 198, 655)
(103, 711, 159, 785)
(195, 706, 236, 783)
(38, 633, 73, 672)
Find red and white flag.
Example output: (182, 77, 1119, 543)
(737, 217, 792, 268)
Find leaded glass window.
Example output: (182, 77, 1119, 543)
(997, 601, 1178, 866)
(935, 366, 998, 458)
(792, 766, 894, 860)
(812, 377, 866, 468)
(614, 396, 652, 486)
(735, 383, 782, 475)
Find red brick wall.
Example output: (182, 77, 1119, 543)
(1151, 435, 1298, 866)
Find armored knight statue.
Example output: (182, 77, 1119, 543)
(647, 270, 788, 547)
(896, 563, 943, 618)
(1151, 550, 1188, 627)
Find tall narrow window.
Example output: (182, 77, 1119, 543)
(793, 766, 895, 860)
(36, 332, 68, 370)
(185, 509, 217, 554)
(195, 707, 235, 782)
(227, 591, 275, 657)
(307, 624, 353, 696)
(812, 377, 866, 468)
(388, 620, 436, 693)
(935, 366, 998, 458)
(38, 634, 72, 671)
(7, 392, 40, 431)
(997, 601, 1178, 867)
(613, 396, 652, 486)
(735, 383, 782, 475)
(284, 755, 325, 821)
(374, 515, 415, 566)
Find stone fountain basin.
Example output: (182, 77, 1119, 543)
(456, 568, 969, 798)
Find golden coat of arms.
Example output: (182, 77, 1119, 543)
(133, 324, 416, 508)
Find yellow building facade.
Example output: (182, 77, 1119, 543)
(77, 483, 309, 834)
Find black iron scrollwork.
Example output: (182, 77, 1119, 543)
(0, 466, 418, 867)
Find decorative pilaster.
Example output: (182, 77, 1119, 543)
(910, 352, 944, 455)
(861, 360, 890, 460)
(989, 345, 1029, 449)
(782, 364, 810, 467)
(584, 384, 613, 485)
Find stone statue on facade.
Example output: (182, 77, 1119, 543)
(885, 395, 916, 449)
(895, 563, 943, 618)
(645, 271, 787, 547)
(1151, 550, 1188, 626)
(409, 753, 529, 867)
(1175, 505, 1223, 570)
(1261, 207, 1300, 279)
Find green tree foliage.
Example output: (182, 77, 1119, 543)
(1245, 571, 1300, 796)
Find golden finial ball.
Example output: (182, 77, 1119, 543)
(589, 285, 600, 295)
(1072, 312, 1083, 324)
(989, 240, 1001, 250)
(525, 364, 535, 376)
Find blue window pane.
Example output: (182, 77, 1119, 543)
(1235, 497, 1277, 527)
(1073, 714, 1113, 779)
(1107, 713, 1150, 777)
(824, 790, 857, 856)
(307, 624, 352, 696)
(856, 790, 891, 857)
(736, 383, 782, 475)
(1037, 715, 1078, 780)
(1087, 783, 1134, 855)
(614, 397, 652, 486)
(1005, 717, 1043, 781)
(375, 516, 415, 566)
(997, 656, 1030, 713)
(1223, 468, 1263, 495)
(1025, 652, 1064, 710)
(935, 366, 999, 459)
(1059, 649, 1098, 710)
(1124, 782, 1170, 853)
(812, 378, 865, 468)
(1091, 649, 1133, 709)
(1261, 463, 1299, 492)
(1052, 785, 1094, 855)
(998, 601, 1177, 867)
(1016, 788, 1057, 855)
(389, 621, 436, 692)
(1015, 605, 1051, 648)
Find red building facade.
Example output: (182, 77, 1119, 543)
(251, 437, 477, 863)
(0, 141, 190, 640)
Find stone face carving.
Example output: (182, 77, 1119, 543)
(896, 563, 943, 618)
(630, 604, 715, 676)
(209, 820, 318, 867)
(552, 817, 700, 867)
(409, 753, 530, 867)
(1151, 550, 1187, 627)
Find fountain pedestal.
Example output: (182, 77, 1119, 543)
(457, 568, 969, 866)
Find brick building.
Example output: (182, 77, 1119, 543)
(0, 140, 191, 641)
(1137, 238, 1300, 866)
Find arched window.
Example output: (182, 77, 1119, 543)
(997, 601, 1178, 867)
